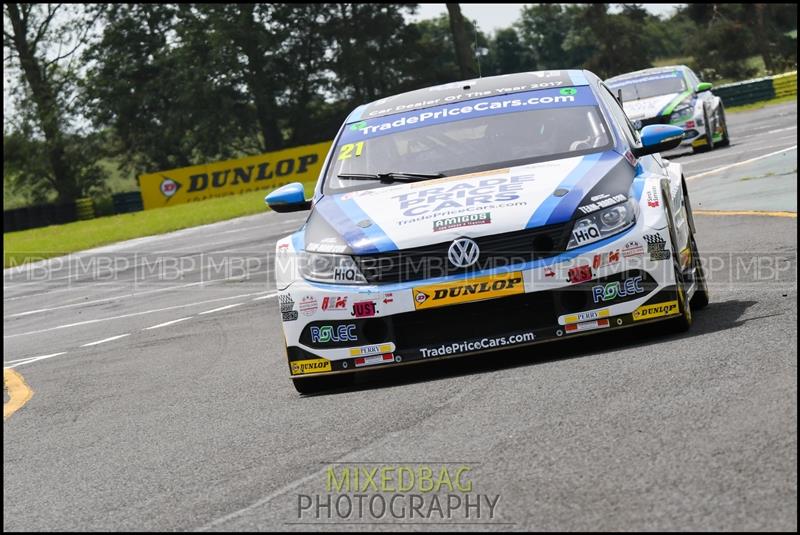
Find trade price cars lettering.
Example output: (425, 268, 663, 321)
(591, 276, 644, 303)
(420, 331, 536, 358)
(632, 300, 679, 321)
(607, 71, 681, 88)
(413, 272, 524, 310)
(394, 176, 535, 217)
(310, 324, 358, 343)
(341, 87, 598, 145)
(290, 358, 332, 375)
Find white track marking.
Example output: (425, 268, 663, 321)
(143, 317, 193, 330)
(764, 125, 797, 135)
(252, 293, 278, 301)
(4, 281, 208, 319)
(198, 303, 244, 315)
(80, 334, 131, 347)
(3, 291, 272, 339)
(686, 145, 797, 181)
(4, 352, 67, 366)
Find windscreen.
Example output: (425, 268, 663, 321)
(324, 87, 612, 193)
(607, 71, 687, 101)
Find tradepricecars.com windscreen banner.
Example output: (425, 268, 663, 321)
(138, 141, 332, 210)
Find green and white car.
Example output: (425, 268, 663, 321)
(606, 66, 730, 153)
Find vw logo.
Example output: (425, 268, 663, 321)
(448, 238, 480, 268)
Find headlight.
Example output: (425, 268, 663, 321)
(669, 104, 694, 124)
(567, 197, 638, 250)
(299, 252, 367, 284)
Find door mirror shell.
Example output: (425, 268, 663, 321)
(265, 183, 311, 213)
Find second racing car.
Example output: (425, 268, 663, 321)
(606, 65, 730, 153)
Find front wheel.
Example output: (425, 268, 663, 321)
(716, 104, 730, 148)
(688, 233, 709, 309)
(694, 106, 715, 153)
(662, 187, 693, 333)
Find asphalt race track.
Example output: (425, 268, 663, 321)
(3, 102, 797, 531)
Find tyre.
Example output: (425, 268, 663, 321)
(680, 179, 710, 309)
(662, 185, 693, 333)
(688, 233, 709, 309)
(292, 373, 354, 395)
(716, 104, 730, 148)
(693, 106, 715, 154)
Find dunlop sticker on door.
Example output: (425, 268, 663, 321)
(139, 141, 331, 209)
(412, 272, 524, 310)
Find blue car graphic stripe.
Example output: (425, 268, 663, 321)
(525, 152, 604, 228)
(314, 199, 379, 254)
(546, 152, 623, 224)
(335, 195, 398, 253)
(314, 197, 397, 255)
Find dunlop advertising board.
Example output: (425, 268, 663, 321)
(139, 141, 332, 210)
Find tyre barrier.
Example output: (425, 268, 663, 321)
(713, 70, 797, 108)
(772, 71, 798, 98)
(75, 197, 95, 221)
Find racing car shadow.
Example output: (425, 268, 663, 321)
(312, 299, 759, 396)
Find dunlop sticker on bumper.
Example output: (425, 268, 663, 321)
(632, 300, 679, 321)
(290, 358, 332, 375)
(412, 271, 524, 310)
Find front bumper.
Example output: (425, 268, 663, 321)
(280, 222, 681, 379)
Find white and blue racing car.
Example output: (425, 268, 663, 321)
(266, 69, 710, 394)
(606, 65, 730, 153)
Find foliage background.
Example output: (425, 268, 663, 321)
(3, 3, 797, 210)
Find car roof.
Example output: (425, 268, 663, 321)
(605, 65, 688, 83)
(347, 69, 593, 123)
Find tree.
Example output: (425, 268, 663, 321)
(445, 3, 476, 79)
(81, 4, 260, 176)
(517, 4, 578, 70)
(476, 27, 536, 77)
(4, 3, 101, 203)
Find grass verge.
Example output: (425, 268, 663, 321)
(726, 94, 797, 114)
(3, 183, 314, 268)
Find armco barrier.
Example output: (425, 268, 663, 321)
(714, 71, 797, 108)
(112, 191, 144, 214)
(3, 202, 78, 233)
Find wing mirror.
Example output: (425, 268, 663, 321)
(632, 125, 684, 157)
(265, 182, 311, 213)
